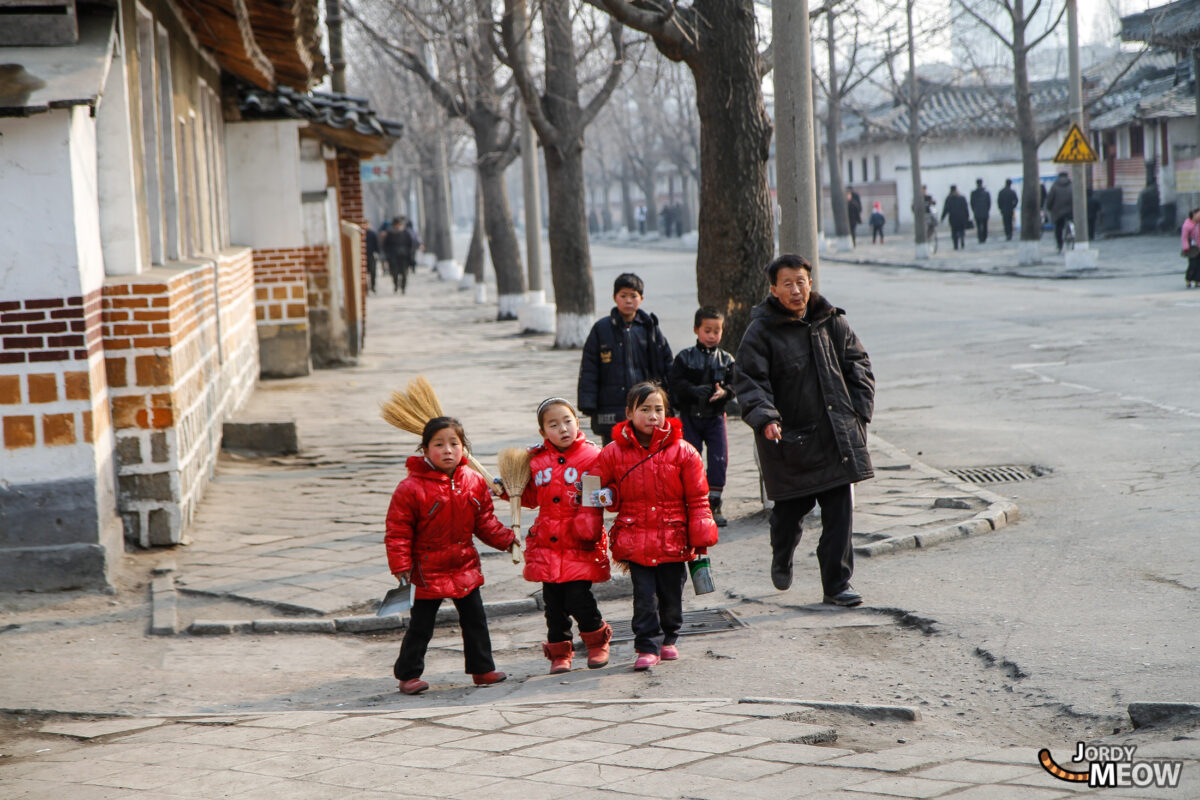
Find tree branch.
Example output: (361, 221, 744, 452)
(581, 18, 625, 130)
(584, 0, 693, 60)
(500, 0, 559, 144)
(954, 0, 1013, 49)
(1026, 2, 1069, 51)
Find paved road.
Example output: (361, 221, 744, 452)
(588, 235, 1199, 718)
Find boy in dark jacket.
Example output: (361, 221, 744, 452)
(669, 307, 735, 527)
(577, 273, 672, 444)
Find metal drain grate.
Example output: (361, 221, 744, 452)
(945, 465, 1044, 484)
(609, 607, 745, 643)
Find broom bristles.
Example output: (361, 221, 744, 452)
(407, 376, 444, 419)
(498, 447, 533, 496)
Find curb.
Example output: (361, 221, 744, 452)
(178, 596, 540, 637)
(821, 253, 1131, 281)
(854, 437, 1020, 558)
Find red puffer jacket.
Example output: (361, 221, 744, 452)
(594, 418, 719, 566)
(385, 456, 516, 599)
(519, 432, 610, 584)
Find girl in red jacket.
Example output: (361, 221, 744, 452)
(519, 398, 612, 673)
(595, 382, 719, 670)
(385, 416, 516, 695)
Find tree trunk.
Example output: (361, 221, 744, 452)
(539, 0, 598, 347)
(680, 170, 692, 233)
(637, 168, 658, 233)
(825, 10, 851, 241)
(465, 179, 486, 286)
(906, 0, 927, 253)
(1012, 1, 1041, 252)
(687, 0, 774, 351)
(478, 162, 526, 318)
(621, 160, 635, 232)
(543, 140, 595, 346)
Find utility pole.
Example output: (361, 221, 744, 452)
(326, 0, 346, 93)
(773, 0, 822, 287)
(517, 71, 554, 332)
(1066, 0, 1097, 268)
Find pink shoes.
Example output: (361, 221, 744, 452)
(472, 670, 508, 686)
(660, 644, 679, 661)
(634, 652, 660, 671)
(398, 678, 429, 695)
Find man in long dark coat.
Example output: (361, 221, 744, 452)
(733, 254, 875, 607)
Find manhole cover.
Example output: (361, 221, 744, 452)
(609, 608, 745, 643)
(945, 465, 1045, 484)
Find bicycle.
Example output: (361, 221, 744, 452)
(925, 216, 938, 254)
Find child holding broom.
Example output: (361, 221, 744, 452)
(509, 398, 613, 674)
(384, 416, 516, 695)
(594, 382, 719, 670)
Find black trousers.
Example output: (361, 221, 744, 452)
(769, 483, 854, 596)
(950, 224, 966, 249)
(393, 587, 494, 680)
(975, 217, 988, 243)
(1187, 256, 1200, 283)
(1001, 211, 1014, 240)
(543, 580, 604, 642)
(628, 562, 687, 656)
(386, 253, 407, 293)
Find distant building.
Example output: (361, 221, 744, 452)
(0, 0, 398, 591)
(834, 52, 1176, 233)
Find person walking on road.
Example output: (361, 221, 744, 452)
(732, 254, 875, 607)
(997, 179, 1018, 241)
(846, 188, 863, 247)
(941, 186, 971, 250)
(365, 223, 381, 293)
(382, 216, 415, 294)
(1182, 207, 1200, 289)
(1045, 172, 1074, 253)
(970, 179, 991, 243)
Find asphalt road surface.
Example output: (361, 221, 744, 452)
(585, 240, 1200, 721)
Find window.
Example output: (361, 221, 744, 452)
(136, 6, 162, 264)
(874, 155, 881, 182)
(1130, 124, 1144, 158)
(847, 159, 853, 184)
(862, 158, 869, 184)
(156, 24, 180, 260)
(1161, 121, 1169, 166)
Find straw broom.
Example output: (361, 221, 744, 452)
(381, 375, 500, 495)
(498, 447, 532, 564)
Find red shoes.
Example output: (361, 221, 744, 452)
(660, 644, 679, 661)
(542, 641, 574, 674)
(579, 622, 612, 669)
(398, 678, 429, 695)
(633, 652, 660, 671)
(472, 670, 507, 686)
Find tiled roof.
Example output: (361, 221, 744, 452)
(238, 84, 404, 140)
(1091, 81, 1196, 129)
(842, 51, 1182, 144)
(1122, 0, 1200, 49)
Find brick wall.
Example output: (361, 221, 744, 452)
(1, 291, 110, 452)
(337, 155, 368, 350)
(251, 245, 329, 376)
(102, 248, 258, 546)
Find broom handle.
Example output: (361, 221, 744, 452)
(466, 454, 502, 496)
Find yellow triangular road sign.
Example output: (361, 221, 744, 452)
(1053, 123, 1098, 164)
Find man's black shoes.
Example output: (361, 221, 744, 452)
(822, 587, 863, 607)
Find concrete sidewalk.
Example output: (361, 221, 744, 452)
(156, 266, 1015, 635)
(3, 700, 1196, 799)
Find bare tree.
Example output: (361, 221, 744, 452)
(816, 1, 887, 249)
(494, 0, 625, 347)
(955, 0, 1067, 261)
(346, 0, 529, 316)
(582, 0, 774, 348)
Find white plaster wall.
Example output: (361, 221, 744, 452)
(841, 133, 1067, 230)
(224, 120, 304, 247)
(298, 139, 327, 193)
(0, 111, 85, 301)
(70, 106, 106, 295)
(97, 53, 146, 277)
